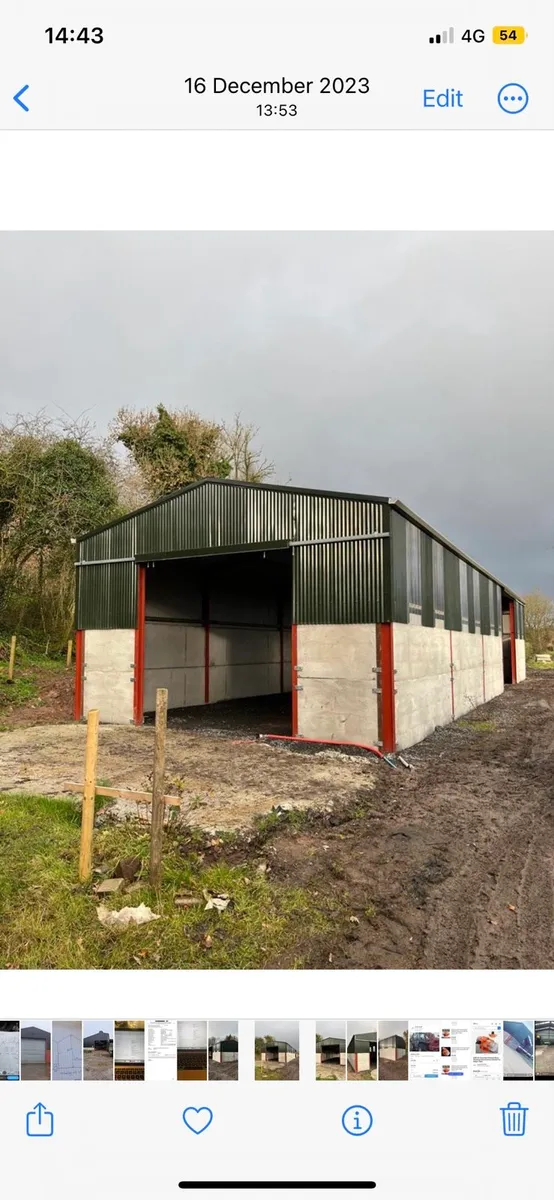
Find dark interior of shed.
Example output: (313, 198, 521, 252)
(141, 548, 293, 735)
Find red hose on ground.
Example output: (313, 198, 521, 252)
(260, 733, 385, 760)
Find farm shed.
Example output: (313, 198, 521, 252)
(347, 1032, 377, 1073)
(211, 1037, 239, 1063)
(316, 1036, 346, 1066)
(260, 1041, 298, 1064)
(21, 1026, 51, 1066)
(379, 1034, 407, 1062)
(74, 479, 526, 751)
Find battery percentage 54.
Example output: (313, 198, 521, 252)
(492, 26, 527, 43)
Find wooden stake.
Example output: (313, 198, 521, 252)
(149, 688, 168, 889)
(79, 709, 100, 883)
(66, 638, 73, 669)
(7, 636, 16, 682)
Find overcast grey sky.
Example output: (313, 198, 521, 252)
(209, 1020, 238, 1040)
(1, 232, 552, 594)
(83, 1020, 113, 1039)
(316, 1020, 346, 1040)
(255, 1021, 299, 1048)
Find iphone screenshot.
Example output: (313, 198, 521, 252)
(0, 3, 553, 1199)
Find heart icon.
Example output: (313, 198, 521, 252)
(182, 1106, 213, 1135)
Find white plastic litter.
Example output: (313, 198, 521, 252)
(96, 903, 162, 928)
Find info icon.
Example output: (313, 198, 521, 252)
(342, 1105, 373, 1136)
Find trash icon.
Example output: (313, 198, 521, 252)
(500, 1101, 528, 1137)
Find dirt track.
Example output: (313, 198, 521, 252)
(266, 671, 554, 970)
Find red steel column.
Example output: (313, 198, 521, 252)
(379, 623, 396, 754)
(482, 633, 486, 702)
(133, 564, 146, 725)
(291, 624, 298, 735)
(449, 630, 455, 720)
(73, 629, 84, 720)
(509, 600, 517, 683)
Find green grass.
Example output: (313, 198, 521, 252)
(0, 648, 66, 713)
(0, 793, 337, 969)
(458, 719, 496, 732)
(529, 659, 554, 670)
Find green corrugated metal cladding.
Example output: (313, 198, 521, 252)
(75, 478, 524, 633)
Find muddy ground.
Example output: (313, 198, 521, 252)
(378, 1058, 409, 1081)
(1, 670, 554, 970)
(83, 1050, 114, 1081)
(535, 1045, 554, 1079)
(208, 1060, 238, 1081)
(263, 671, 554, 970)
(0, 719, 375, 830)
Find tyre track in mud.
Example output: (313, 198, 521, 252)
(269, 671, 554, 970)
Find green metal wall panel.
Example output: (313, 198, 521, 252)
(421, 532, 434, 627)
(479, 574, 491, 636)
(390, 510, 408, 624)
(444, 550, 462, 631)
(293, 534, 387, 624)
(77, 481, 387, 630)
(75, 480, 524, 633)
(76, 561, 137, 629)
(467, 563, 475, 633)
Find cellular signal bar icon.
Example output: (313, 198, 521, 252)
(429, 27, 455, 43)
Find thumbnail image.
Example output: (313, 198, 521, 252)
(83, 1021, 114, 1081)
(114, 1021, 145, 1080)
(146, 1020, 177, 1081)
(378, 1021, 408, 1081)
(21, 1022, 51, 1082)
(255, 1022, 299, 1081)
(315, 1021, 346, 1081)
(503, 1020, 534, 1081)
(177, 1021, 208, 1081)
(534, 1021, 554, 1081)
(52, 1021, 83, 1081)
(409, 1020, 441, 1080)
(346, 1021, 377, 1081)
(409, 1026, 440, 1053)
(208, 1021, 239, 1081)
(471, 1020, 503, 1081)
(0, 1022, 20, 1080)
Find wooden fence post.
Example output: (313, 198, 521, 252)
(79, 709, 100, 883)
(149, 688, 168, 888)
(7, 636, 16, 683)
(66, 638, 73, 669)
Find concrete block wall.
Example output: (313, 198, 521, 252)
(394, 624, 504, 751)
(296, 624, 379, 744)
(82, 629, 134, 723)
(209, 626, 291, 703)
(394, 625, 453, 750)
(144, 622, 204, 711)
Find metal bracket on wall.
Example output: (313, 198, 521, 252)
(293, 684, 304, 691)
(372, 666, 397, 675)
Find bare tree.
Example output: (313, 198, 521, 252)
(220, 413, 275, 483)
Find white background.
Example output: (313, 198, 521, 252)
(0, 132, 553, 230)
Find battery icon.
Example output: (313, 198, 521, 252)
(492, 26, 527, 43)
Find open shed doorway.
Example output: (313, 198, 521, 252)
(139, 548, 293, 735)
(501, 591, 516, 685)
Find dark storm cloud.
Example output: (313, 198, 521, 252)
(0, 232, 552, 594)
